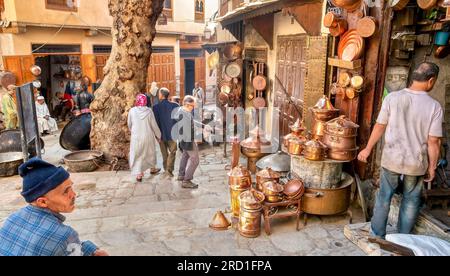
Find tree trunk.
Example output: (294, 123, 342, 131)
(90, 0, 164, 163)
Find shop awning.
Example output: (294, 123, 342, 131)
(202, 41, 238, 54)
(216, 0, 281, 26)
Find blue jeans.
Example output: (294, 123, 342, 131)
(371, 168, 424, 238)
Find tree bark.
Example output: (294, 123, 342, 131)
(90, 0, 164, 163)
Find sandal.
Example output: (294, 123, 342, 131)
(150, 168, 161, 175)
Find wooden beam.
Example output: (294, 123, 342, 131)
(357, 4, 394, 179)
(248, 14, 274, 50)
(368, 237, 415, 256)
(282, 2, 322, 36)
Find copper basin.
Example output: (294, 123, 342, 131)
(302, 173, 353, 216)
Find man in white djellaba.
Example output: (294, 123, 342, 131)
(35, 96, 58, 135)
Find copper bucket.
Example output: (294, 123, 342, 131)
(230, 185, 249, 219)
(238, 207, 262, 238)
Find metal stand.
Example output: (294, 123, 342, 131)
(263, 198, 303, 235)
(15, 83, 42, 161)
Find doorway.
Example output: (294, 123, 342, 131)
(34, 56, 51, 105)
(184, 59, 195, 96)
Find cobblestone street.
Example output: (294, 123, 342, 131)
(0, 134, 365, 256)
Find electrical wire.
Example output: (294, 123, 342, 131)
(31, 13, 72, 53)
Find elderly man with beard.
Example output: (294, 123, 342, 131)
(0, 158, 108, 256)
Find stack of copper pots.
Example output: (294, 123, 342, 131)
(238, 190, 265, 238)
(241, 126, 271, 173)
(311, 96, 340, 140)
(303, 139, 328, 161)
(261, 181, 284, 203)
(256, 167, 281, 191)
(323, 116, 360, 161)
(228, 165, 252, 221)
(283, 119, 307, 154)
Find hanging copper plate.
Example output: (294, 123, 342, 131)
(225, 62, 242, 78)
(253, 75, 267, 91)
(253, 91, 266, 108)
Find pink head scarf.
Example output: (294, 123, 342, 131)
(135, 94, 148, 107)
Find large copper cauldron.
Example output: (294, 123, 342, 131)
(241, 126, 271, 173)
(302, 173, 353, 216)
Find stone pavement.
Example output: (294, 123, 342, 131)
(0, 134, 365, 256)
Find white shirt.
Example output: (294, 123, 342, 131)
(377, 88, 443, 176)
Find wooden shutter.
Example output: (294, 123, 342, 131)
(81, 54, 97, 92)
(195, 57, 206, 90)
(3, 55, 35, 85)
(303, 36, 328, 129)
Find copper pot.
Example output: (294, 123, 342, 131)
(228, 164, 252, 189)
(287, 136, 305, 156)
(325, 116, 360, 137)
(283, 119, 306, 148)
(302, 173, 353, 215)
(224, 43, 243, 61)
(323, 131, 357, 151)
(303, 140, 328, 161)
(239, 190, 265, 210)
(256, 168, 281, 191)
(312, 120, 328, 140)
(262, 181, 284, 203)
(262, 181, 283, 196)
(238, 207, 262, 238)
(312, 96, 340, 121)
(284, 179, 305, 199)
(328, 148, 359, 161)
(312, 109, 340, 122)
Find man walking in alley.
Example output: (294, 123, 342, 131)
(0, 158, 108, 256)
(358, 62, 443, 239)
(153, 88, 179, 178)
(175, 96, 201, 189)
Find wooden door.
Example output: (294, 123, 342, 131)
(3, 55, 35, 85)
(180, 58, 185, 98)
(195, 57, 206, 90)
(94, 54, 109, 82)
(81, 54, 96, 92)
(274, 35, 307, 138)
(148, 52, 176, 96)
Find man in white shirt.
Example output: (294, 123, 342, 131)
(358, 62, 443, 239)
(36, 96, 58, 136)
(192, 82, 204, 105)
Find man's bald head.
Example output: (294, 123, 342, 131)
(410, 62, 439, 92)
(412, 62, 439, 82)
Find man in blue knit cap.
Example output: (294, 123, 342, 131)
(0, 158, 108, 256)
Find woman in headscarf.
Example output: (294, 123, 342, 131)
(128, 94, 162, 182)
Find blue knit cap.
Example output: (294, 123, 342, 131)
(19, 158, 70, 203)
